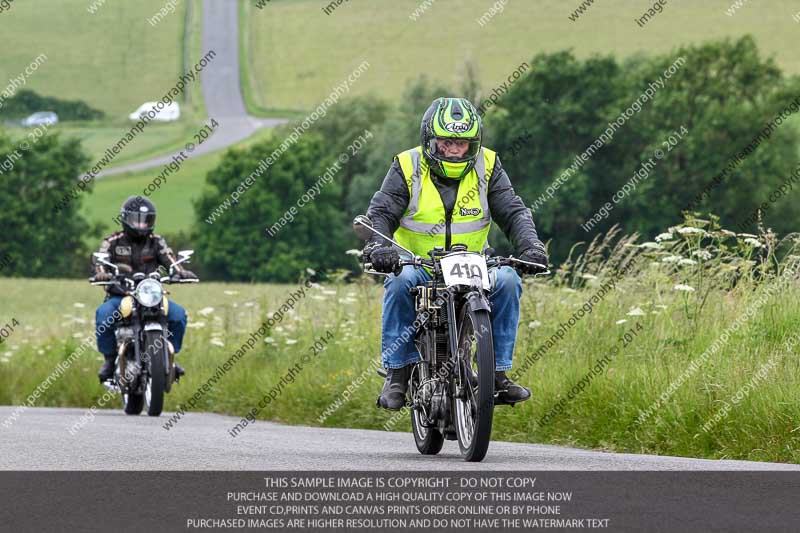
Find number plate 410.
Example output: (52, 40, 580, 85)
(440, 253, 490, 290)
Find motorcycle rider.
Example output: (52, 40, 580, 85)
(92, 196, 197, 382)
(364, 97, 548, 410)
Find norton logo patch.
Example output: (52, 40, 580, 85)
(444, 122, 470, 133)
(115, 246, 132, 256)
(460, 207, 481, 216)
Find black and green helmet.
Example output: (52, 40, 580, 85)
(420, 97, 482, 179)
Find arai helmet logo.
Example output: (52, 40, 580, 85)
(460, 207, 481, 216)
(444, 122, 470, 134)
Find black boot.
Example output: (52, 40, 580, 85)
(174, 363, 185, 382)
(376, 365, 411, 410)
(98, 354, 116, 382)
(495, 371, 531, 404)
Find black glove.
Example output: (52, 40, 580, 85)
(517, 246, 548, 274)
(92, 271, 113, 282)
(369, 245, 400, 274)
(178, 269, 198, 280)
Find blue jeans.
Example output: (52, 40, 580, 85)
(381, 265, 522, 371)
(95, 297, 188, 355)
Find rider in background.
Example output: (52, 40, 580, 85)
(92, 196, 197, 382)
(364, 97, 548, 410)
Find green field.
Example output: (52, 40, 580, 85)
(242, 0, 800, 112)
(3, 222, 800, 463)
(0, 0, 211, 169)
(82, 126, 275, 237)
(0, 0, 187, 118)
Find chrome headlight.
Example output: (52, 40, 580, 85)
(134, 278, 163, 307)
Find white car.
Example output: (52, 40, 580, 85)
(128, 101, 180, 122)
(22, 111, 58, 127)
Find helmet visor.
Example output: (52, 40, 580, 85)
(429, 136, 481, 163)
(123, 210, 156, 231)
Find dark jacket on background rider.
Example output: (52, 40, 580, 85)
(365, 156, 545, 255)
(92, 232, 183, 297)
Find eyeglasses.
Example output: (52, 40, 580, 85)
(436, 139, 469, 149)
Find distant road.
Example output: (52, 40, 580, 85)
(98, 0, 286, 178)
(1, 407, 797, 471)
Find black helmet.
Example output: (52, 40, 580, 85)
(120, 196, 156, 239)
(420, 97, 483, 179)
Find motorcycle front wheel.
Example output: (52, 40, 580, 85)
(452, 305, 494, 462)
(144, 331, 166, 417)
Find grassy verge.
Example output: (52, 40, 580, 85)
(2, 220, 800, 463)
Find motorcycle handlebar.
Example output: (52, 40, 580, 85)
(382, 254, 550, 276)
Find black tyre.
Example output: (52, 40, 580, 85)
(410, 363, 444, 455)
(145, 331, 167, 417)
(452, 305, 494, 462)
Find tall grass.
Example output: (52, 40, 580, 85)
(2, 216, 800, 463)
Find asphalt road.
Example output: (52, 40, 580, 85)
(98, 0, 286, 178)
(1, 406, 797, 471)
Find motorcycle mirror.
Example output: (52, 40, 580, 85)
(93, 252, 110, 261)
(352, 214, 416, 257)
(178, 250, 194, 259)
(352, 215, 375, 241)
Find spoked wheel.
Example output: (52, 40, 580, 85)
(145, 331, 166, 417)
(410, 365, 444, 455)
(453, 306, 494, 462)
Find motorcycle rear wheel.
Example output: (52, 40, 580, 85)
(410, 364, 444, 455)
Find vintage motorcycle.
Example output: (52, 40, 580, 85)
(90, 250, 198, 416)
(353, 215, 548, 462)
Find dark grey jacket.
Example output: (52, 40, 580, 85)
(365, 154, 545, 254)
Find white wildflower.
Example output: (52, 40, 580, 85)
(285, 339, 298, 345)
(210, 338, 225, 347)
(37, 349, 45, 355)
(677, 227, 706, 235)
(673, 284, 696, 292)
(655, 232, 674, 242)
(662, 255, 681, 263)
(627, 307, 646, 316)
(615, 319, 628, 325)
(655, 304, 668, 310)
(743, 237, 762, 248)
(528, 320, 542, 328)
(275, 326, 284, 333)
(244, 302, 255, 307)
(72, 333, 82, 338)
(264, 337, 275, 344)
(678, 258, 697, 266)
(198, 307, 215, 316)
(322, 290, 337, 295)
(692, 250, 712, 260)
(737, 233, 758, 239)
(187, 321, 206, 329)
(306, 268, 316, 276)
(311, 295, 327, 301)
(639, 242, 662, 250)
(580, 273, 598, 280)
(223, 290, 239, 296)
(73, 302, 86, 308)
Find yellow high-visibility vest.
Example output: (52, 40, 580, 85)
(393, 146, 496, 257)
